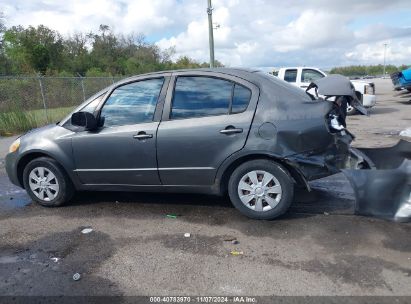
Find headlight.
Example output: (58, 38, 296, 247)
(9, 138, 20, 153)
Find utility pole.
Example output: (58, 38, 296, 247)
(207, 0, 215, 68)
(383, 43, 388, 76)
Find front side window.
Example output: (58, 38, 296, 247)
(302, 69, 324, 83)
(101, 78, 164, 127)
(284, 69, 297, 83)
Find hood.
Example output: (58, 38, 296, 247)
(307, 74, 368, 115)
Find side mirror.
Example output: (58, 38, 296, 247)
(71, 112, 99, 130)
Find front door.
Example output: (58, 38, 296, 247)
(72, 77, 168, 185)
(156, 73, 259, 186)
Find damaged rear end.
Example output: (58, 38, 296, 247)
(294, 75, 411, 222)
(343, 141, 411, 222)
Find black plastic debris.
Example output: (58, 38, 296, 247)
(343, 140, 411, 222)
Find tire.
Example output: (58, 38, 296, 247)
(347, 92, 362, 116)
(23, 157, 74, 207)
(346, 104, 357, 115)
(228, 159, 294, 220)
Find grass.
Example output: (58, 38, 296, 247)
(0, 106, 75, 136)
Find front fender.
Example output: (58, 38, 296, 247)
(15, 125, 79, 188)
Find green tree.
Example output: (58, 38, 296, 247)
(3, 25, 64, 74)
(0, 22, 225, 76)
(0, 11, 12, 75)
(329, 64, 406, 77)
(88, 25, 122, 75)
(62, 32, 91, 75)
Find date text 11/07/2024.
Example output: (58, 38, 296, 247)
(149, 296, 257, 303)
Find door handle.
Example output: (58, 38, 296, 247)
(220, 126, 243, 135)
(133, 132, 153, 140)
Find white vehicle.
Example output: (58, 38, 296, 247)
(276, 67, 376, 114)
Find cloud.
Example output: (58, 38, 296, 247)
(1, 0, 410, 68)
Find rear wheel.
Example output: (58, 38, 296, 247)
(228, 159, 294, 220)
(23, 157, 74, 207)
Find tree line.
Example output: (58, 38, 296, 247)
(0, 15, 222, 76)
(329, 64, 409, 77)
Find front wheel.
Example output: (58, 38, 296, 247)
(228, 159, 294, 220)
(23, 157, 74, 207)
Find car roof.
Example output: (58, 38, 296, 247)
(119, 68, 262, 83)
(279, 67, 322, 70)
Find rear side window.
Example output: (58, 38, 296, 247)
(284, 69, 297, 83)
(231, 84, 251, 114)
(171, 76, 252, 119)
(171, 77, 233, 119)
(101, 78, 164, 127)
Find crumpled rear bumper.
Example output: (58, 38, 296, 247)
(342, 140, 411, 222)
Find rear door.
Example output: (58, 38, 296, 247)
(156, 71, 259, 186)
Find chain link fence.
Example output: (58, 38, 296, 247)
(0, 76, 125, 135)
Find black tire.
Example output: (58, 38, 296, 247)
(23, 157, 74, 207)
(228, 159, 294, 220)
(347, 92, 362, 116)
(346, 105, 357, 115)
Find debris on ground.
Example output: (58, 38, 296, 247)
(231, 240, 239, 245)
(374, 130, 400, 136)
(230, 251, 244, 256)
(166, 214, 178, 219)
(400, 128, 411, 138)
(324, 212, 330, 216)
(184, 233, 191, 238)
(223, 237, 237, 242)
(50, 257, 60, 263)
(72, 273, 81, 281)
(81, 228, 93, 234)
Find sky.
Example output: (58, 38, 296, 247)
(1, 0, 411, 69)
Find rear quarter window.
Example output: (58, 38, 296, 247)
(231, 84, 251, 113)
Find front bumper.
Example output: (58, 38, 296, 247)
(5, 152, 23, 188)
(362, 94, 376, 108)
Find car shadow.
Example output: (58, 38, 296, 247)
(70, 191, 233, 208)
(67, 185, 355, 220)
(368, 107, 399, 115)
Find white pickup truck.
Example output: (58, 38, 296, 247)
(276, 67, 376, 114)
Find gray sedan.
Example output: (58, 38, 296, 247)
(5, 68, 411, 221)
